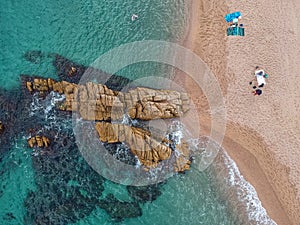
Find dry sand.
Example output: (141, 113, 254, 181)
(178, 0, 300, 224)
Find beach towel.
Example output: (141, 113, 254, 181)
(225, 12, 241, 23)
(256, 75, 266, 86)
(227, 27, 244, 36)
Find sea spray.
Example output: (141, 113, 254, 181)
(208, 150, 277, 225)
(28, 91, 73, 142)
(168, 122, 277, 225)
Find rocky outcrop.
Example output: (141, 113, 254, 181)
(174, 142, 191, 173)
(95, 122, 172, 168)
(25, 78, 190, 121)
(27, 136, 50, 148)
(95, 122, 191, 172)
(126, 87, 190, 120)
(25, 77, 191, 172)
(0, 121, 4, 134)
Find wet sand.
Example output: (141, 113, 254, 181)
(179, 0, 300, 224)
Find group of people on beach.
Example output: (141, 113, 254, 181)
(250, 66, 268, 96)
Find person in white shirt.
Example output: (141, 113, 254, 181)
(254, 66, 266, 88)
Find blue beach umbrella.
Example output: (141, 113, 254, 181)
(225, 11, 241, 22)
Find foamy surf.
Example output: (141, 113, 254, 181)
(210, 150, 277, 225)
(171, 121, 277, 225)
(29, 91, 72, 135)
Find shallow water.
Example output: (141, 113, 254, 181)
(1, 0, 186, 89)
(0, 139, 36, 224)
(0, 0, 276, 225)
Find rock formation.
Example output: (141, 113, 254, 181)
(174, 141, 191, 173)
(24, 78, 190, 121)
(95, 122, 191, 172)
(27, 136, 50, 148)
(95, 122, 172, 168)
(0, 121, 4, 134)
(126, 87, 190, 120)
(13, 55, 193, 223)
(24, 77, 191, 172)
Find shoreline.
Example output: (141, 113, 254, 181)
(179, 0, 300, 224)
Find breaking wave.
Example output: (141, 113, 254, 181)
(210, 150, 277, 225)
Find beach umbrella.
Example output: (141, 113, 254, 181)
(225, 11, 241, 23)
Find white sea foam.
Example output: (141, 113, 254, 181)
(29, 91, 64, 119)
(121, 114, 138, 126)
(167, 120, 184, 145)
(29, 93, 44, 116)
(44, 91, 65, 115)
(171, 119, 277, 225)
(29, 91, 72, 133)
(135, 156, 142, 168)
(212, 150, 277, 225)
(121, 114, 131, 125)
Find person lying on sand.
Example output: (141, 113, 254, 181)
(255, 68, 266, 88)
(250, 66, 268, 88)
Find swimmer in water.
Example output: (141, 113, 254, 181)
(131, 14, 138, 21)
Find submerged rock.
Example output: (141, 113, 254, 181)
(0, 88, 32, 154)
(127, 184, 163, 203)
(99, 194, 142, 221)
(24, 50, 45, 64)
(53, 54, 131, 90)
(2, 212, 16, 221)
(53, 54, 87, 84)
(0, 121, 4, 134)
(103, 142, 138, 166)
(24, 131, 105, 225)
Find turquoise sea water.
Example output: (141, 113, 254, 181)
(1, 0, 186, 90)
(0, 1, 276, 225)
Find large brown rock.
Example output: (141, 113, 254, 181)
(124, 87, 190, 120)
(25, 78, 191, 172)
(95, 122, 190, 172)
(25, 79, 190, 121)
(95, 122, 172, 168)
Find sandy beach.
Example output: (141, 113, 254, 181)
(179, 0, 300, 224)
